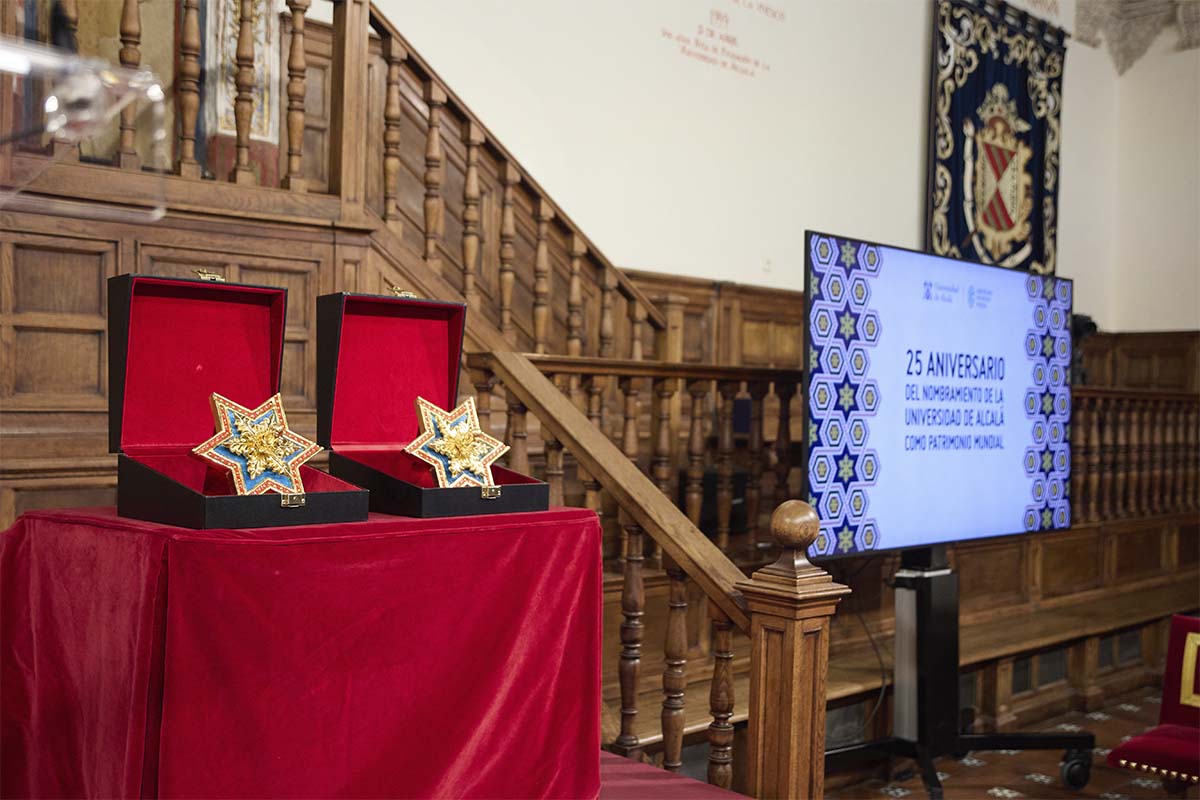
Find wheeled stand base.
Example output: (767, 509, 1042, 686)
(824, 546, 1094, 798)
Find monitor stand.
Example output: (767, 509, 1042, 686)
(824, 544, 1094, 799)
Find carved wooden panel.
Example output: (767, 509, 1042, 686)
(1081, 331, 1199, 392)
(0, 233, 117, 411)
(956, 538, 1028, 615)
(1113, 522, 1166, 583)
(1040, 529, 1104, 598)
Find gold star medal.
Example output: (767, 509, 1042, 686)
(192, 392, 321, 495)
(404, 396, 509, 488)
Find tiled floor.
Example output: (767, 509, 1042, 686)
(829, 686, 1198, 800)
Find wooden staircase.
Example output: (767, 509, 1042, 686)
(2, 2, 1198, 797)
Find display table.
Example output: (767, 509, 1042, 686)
(1, 506, 601, 799)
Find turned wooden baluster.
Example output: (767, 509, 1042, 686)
(380, 39, 406, 219)
(1116, 399, 1131, 517)
(1072, 395, 1088, 523)
(715, 381, 738, 552)
(614, 375, 645, 758)
(472, 368, 494, 436)
(747, 382, 769, 548)
(1085, 395, 1101, 523)
(629, 300, 647, 362)
(1151, 399, 1166, 513)
(499, 162, 519, 344)
(599, 269, 617, 358)
(581, 374, 605, 516)
(1099, 396, 1115, 520)
(1167, 401, 1181, 512)
(460, 121, 483, 310)
(543, 377, 565, 506)
(505, 399, 529, 474)
(774, 382, 797, 508)
(229, 0, 256, 184)
(423, 82, 447, 275)
(568, 236, 586, 357)
(280, 0, 310, 189)
(533, 199, 554, 353)
(566, 235, 586, 404)
(685, 381, 707, 527)
(1138, 399, 1152, 514)
(176, 0, 201, 178)
(117, 0, 141, 168)
(52, 0, 78, 161)
(1188, 404, 1199, 510)
(707, 604, 734, 788)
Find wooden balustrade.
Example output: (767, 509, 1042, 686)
(460, 121, 483, 310)
(1071, 388, 1198, 524)
(229, 0, 256, 185)
(176, 0, 201, 178)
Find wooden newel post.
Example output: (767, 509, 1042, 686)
(739, 500, 849, 800)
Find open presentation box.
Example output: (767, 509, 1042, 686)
(108, 275, 368, 529)
(316, 292, 548, 517)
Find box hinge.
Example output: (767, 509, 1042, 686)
(481, 485, 502, 500)
(280, 493, 306, 508)
(194, 269, 226, 282)
(388, 283, 418, 299)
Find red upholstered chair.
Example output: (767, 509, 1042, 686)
(1107, 614, 1200, 794)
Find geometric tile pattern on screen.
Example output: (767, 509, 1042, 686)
(807, 234, 882, 557)
(1021, 274, 1072, 533)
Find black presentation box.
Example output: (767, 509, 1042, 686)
(108, 274, 369, 529)
(316, 292, 549, 517)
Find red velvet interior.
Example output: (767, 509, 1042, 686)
(119, 277, 285, 453)
(135, 456, 358, 495)
(338, 448, 539, 488)
(329, 295, 465, 447)
(1107, 724, 1199, 780)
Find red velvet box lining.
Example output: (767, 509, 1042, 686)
(328, 295, 465, 448)
(117, 277, 285, 454)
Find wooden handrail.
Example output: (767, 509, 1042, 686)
(478, 349, 750, 631)
(515, 353, 804, 384)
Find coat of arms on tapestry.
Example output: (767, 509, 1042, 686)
(925, 0, 1067, 274)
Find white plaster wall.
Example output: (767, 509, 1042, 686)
(368, 0, 1194, 330)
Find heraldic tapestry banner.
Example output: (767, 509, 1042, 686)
(926, 0, 1067, 274)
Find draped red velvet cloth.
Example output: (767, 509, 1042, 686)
(2, 506, 601, 799)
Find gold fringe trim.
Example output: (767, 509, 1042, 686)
(1117, 758, 1199, 783)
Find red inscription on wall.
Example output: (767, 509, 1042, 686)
(660, 2, 782, 80)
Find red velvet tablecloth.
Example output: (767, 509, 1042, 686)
(1, 506, 601, 799)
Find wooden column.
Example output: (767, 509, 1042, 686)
(567, 236, 586, 357)
(544, 422, 565, 507)
(715, 381, 738, 552)
(774, 383, 797, 508)
(629, 300, 647, 362)
(117, 0, 142, 168)
(1084, 396, 1101, 522)
(739, 501, 849, 800)
(614, 375, 645, 759)
(380, 38, 406, 217)
(176, 0, 202, 178)
(533, 198, 554, 354)
(281, 0, 310, 190)
(228, 0, 257, 184)
(746, 382, 769, 548)
(707, 605, 735, 789)
(471, 368, 495, 436)
(460, 121, 483, 310)
(422, 82, 447, 276)
(653, 374, 686, 770)
(1188, 404, 1199, 510)
(328, 0, 370, 224)
(498, 162, 519, 344)
(1138, 399, 1152, 514)
(685, 381, 708, 527)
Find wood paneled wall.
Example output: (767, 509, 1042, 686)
(1081, 331, 1200, 392)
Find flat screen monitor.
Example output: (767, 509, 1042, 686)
(803, 231, 1073, 559)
